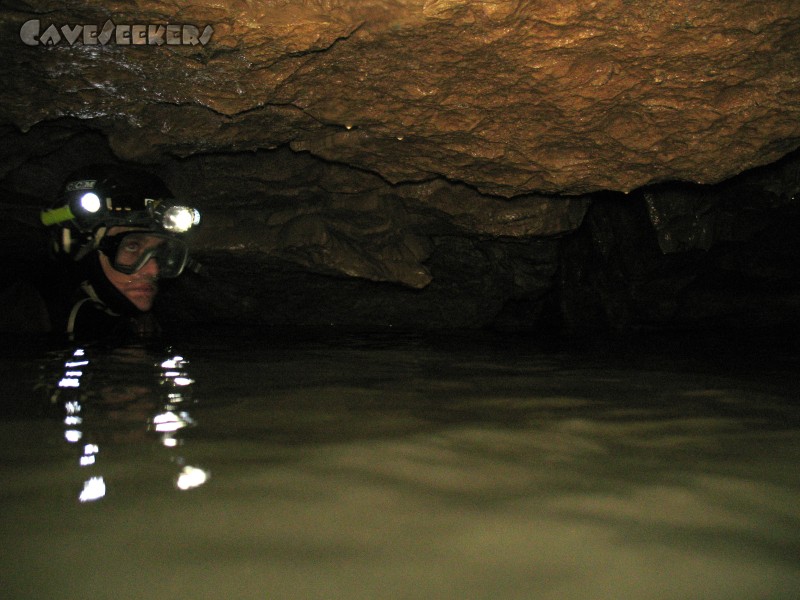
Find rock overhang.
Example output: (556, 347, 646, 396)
(1, 0, 799, 196)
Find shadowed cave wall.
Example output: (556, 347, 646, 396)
(1, 1, 799, 335)
(1, 120, 798, 335)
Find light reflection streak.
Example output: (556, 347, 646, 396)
(151, 410, 194, 433)
(79, 443, 99, 467)
(47, 347, 209, 503)
(176, 466, 208, 490)
(160, 356, 184, 369)
(79, 476, 106, 502)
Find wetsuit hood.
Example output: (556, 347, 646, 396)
(80, 251, 145, 317)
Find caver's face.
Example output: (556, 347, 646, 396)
(99, 227, 160, 312)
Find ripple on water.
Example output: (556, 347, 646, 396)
(0, 332, 798, 599)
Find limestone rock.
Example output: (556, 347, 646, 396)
(1, 1, 799, 196)
(173, 150, 586, 288)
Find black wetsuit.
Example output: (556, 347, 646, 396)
(58, 253, 159, 343)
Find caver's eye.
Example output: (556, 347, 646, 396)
(121, 239, 142, 254)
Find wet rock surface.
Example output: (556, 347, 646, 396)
(1, 1, 799, 195)
(0, 1, 799, 334)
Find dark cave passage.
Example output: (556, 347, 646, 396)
(1, 121, 799, 337)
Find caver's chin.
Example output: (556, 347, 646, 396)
(123, 282, 158, 311)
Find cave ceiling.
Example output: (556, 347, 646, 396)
(1, 0, 799, 197)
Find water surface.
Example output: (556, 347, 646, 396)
(1, 331, 798, 599)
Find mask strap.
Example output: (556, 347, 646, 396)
(75, 226, 107, 262)
(62, 228, 71, 254)
(93, 226, 107, 247)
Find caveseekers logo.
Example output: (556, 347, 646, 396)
(20, 19, 214, 46)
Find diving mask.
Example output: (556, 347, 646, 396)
(97, 231, 189, 279)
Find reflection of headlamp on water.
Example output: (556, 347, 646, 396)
(46, 346, 209, 502)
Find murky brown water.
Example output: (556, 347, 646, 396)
(1, 331, 799, 599)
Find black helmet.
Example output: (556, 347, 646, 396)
(41, 165, 201, 277)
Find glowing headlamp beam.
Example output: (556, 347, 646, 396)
(79, 192, 101, 213)
(40, 192, 100, 226)
(161, 206, 200, 233)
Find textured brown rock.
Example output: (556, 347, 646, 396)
(1, 0, 799, 196)
(167, 149, 587, 287)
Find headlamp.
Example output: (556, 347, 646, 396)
(40, 191, 103, 228)
(80, 192, 102, 214)
(155, 205, 201, 233)
(41, 188, 201, 234)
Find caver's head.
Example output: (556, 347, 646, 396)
(42, 165, 201, 313)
